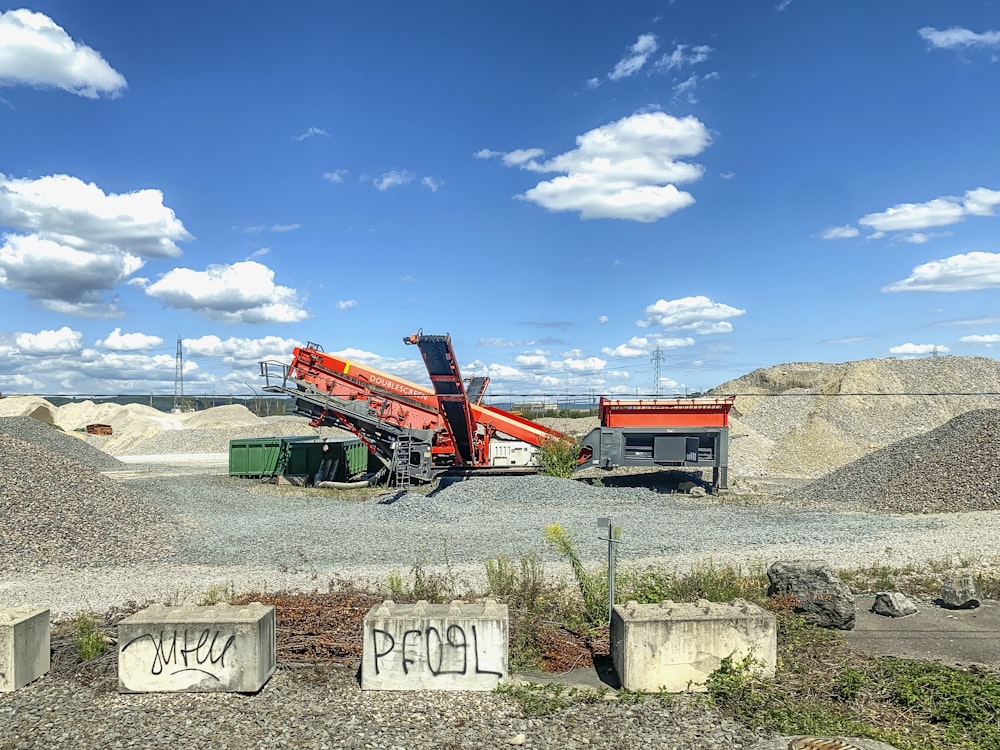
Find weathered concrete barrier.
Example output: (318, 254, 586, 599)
(362, 599, 508, 691)
(118, 603, 276, 693)
(612, 598, 776, 692)
(0, 607, 50, 692)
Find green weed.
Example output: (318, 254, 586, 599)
(73, 613, 106, 661)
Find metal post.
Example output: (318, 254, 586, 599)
(598, 517, 619, 626)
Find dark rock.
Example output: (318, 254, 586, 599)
(767, 560, 856, 630)
(871, 592, 918, 618)
(940, 575, 982, 609)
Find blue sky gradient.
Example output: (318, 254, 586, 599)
(2, 1, 1000, 398)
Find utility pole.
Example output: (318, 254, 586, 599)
(173, 335, 184, 412)
(651, 346, 664, 396)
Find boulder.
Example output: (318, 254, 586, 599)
(871, 592, 918, 618)
(940, 575, 982, 609)
(767, 560, 856, 630)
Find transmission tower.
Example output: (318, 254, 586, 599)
(651, 346, 664, 396)
(173, 335, 184, 412)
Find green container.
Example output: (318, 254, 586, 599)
(288, 437, 367, 482)
(228, 436, 316, 477)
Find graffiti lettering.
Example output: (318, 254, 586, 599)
(372, 624, 502, 678)
(122, 629, 236, 681)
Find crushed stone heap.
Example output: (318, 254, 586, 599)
(0, 433, 172, 571)
(711, 355, 1000, 479)
(795, 408, 1000, 513)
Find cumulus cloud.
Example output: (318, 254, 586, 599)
(882, 251, 1000, 292)
(889, 342, 949, 355)
(919, 26, 1000, 50)
(293, 126, 329, 141)
(271, 223, 301, 232)
(96, 328, 163, 351)
(818, 225, 859, 240)
(598, 315, 609, 324)
(479, 112, 710, 222)
(0, 172, 191, 316)
(336, 299, 358, 311)
(421, 176, 441, 192)
(15, 326, 83, 355)
(637, 295, 745, 333)
(323, 170, 348, 183)
(960, 334, 1000, 345)
(608, 33, 658, 81)
(138, 260, 308, 323)
(184, 334, 302, 363)
(601, 336, 695, 358)
(858, 187, 1000, 234)
(0, 9, 126, 98)
(0, 234, 141, 316)
(0, 173, 192, 258)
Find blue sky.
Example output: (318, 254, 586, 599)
(2, 1, 1000, 399)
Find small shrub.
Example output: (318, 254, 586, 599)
(543, 523, 613, 626)
(198, 583, 234, 605)
(386, 560, 454, 603)
(74, 613, 106, 661)
(538, 437, 579, 479)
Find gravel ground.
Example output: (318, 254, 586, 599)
(0, 666, 763, 750)
(0, 416, 123, 471)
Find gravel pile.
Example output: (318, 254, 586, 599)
(0, 668, 762, 750)
(796, 408, 1000, 513)
(0, 416, 123, 471)
(0, 432, 173, 572)
(107, 417, 352, 456)
(712, 355, 1000, 478)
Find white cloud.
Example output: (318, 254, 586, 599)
(473, 149, 502, 160)
(601, 335, 695, 358)
(15, 326, 82, 355)
(0, 9, 126, 98)
(184, 335, 302, 363)
(960, 334, 1000, 345)
(139, 260, 308, 323)
(336, 299, 358, 311)
(720, 171, 735, 180)
(882, 251, 1000, 292)
(515, 352, 548, 367)
(889, 342, 949, 355)
(271, 223, 301, 232)
(559, 355, 606, 372)
(586, 77, 600, 89)
(637, 295, 745, 333)
(609, 33, 658, 81)
(373, 170, 413, 191)
(323, 170, 348, 183)
(655, 43, 713, 72)
(421, 176, 441, 192)
(484, 112, 710, 222)
(293, 127, 329, 141)
(96, 328, 163, 351)
(819, 225, 859, 239)
(0, 233, 142, 316)
(859, 187, 1000, 233)
(0, 173, 192, 258)
(919, 26, 1000, 50)
(598, 315, 609, 324)
(0, 172, 191, 316)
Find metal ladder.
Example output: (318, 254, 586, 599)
(391, 433, 413, 490)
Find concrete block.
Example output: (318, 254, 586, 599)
(362, 599, 508, 691)
(612, 598, 776, 693)
(118, 603, 276, 693)
(0, 607, 50, 692)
